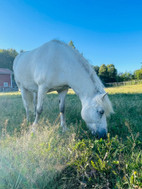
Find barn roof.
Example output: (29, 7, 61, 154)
(0, 68, 13, 74)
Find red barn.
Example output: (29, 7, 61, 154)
(0, 68, 13, 88)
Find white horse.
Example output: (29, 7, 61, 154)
(13, 40, 113, 139)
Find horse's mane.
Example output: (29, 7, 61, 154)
(52, 40, 114, 116)
(53, 40, 104, 91)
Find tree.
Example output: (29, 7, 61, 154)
(118, 72, 134, 81)
(107, 64, 117, 82)
(68, 40, 75, 49)
(134, 69, 142, 80)
(98, 64, 109, 83)
(0, 49, 18, 70)
(93, 66, 100, 75)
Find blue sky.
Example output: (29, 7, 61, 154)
(0, 0, 142, 73)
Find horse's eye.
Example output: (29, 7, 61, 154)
(98, 109, 104, 115)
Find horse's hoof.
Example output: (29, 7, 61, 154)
(62, 126, 69, 132)
(29, 123, 37, 134)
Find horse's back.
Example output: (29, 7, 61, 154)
(13, 40, 74, 91)
(13, 40, 85, 93)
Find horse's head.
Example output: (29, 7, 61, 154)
(81, 93, 113, 139)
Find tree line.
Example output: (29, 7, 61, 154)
(69, 40, 142, 83)
(0, 43, 142, 84)
(93, 64, 142, 84)
(0, 49, 18, 71)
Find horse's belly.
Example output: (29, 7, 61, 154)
(25, 83, 38, 92)
(48, 85, 69, 92)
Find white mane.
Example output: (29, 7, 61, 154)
(53, 40, 104, 93)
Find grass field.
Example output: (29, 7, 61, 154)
(106, 84, 142, 94)
(0, 84, 142, 189)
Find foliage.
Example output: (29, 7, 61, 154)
(134, 68, 142, 80)
(93, 64, 142, 84)
(98, 64, 109, 83)
(66, 134, 142, 189)
(93, 65, 99, 75)
(0, 85, 142, 188)
(94, 64, 117, 83)
(0, 49, 18, 70)
(107, 64, 117, 82)
(68, 40, 75, 49)
(117, 72, 134, 82)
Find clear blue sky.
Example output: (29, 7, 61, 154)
(0, 0, 142, 73)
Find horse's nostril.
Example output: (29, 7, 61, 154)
(97, 129, 107, 139)
(91, 130, 107, 139)
(102, 133, 107, 139)
(91, 130, 96, 136)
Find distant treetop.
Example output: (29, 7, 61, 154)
(68, 40, 75, 49)
(0, 49, 18, 70)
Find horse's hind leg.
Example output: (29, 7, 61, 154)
(58, 89, 68, 131)
(21, 87, 33, 122)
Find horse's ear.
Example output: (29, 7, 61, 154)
(101, 92, 107, 100)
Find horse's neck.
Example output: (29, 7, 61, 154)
(68, 70, 96, 105)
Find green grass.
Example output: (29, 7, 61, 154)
(0, 85, 142, 189)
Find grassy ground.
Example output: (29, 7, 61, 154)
(0, 84, 142, 189)
(106, 84, 142, 94)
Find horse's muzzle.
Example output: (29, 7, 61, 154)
(92, 129, 107, 139)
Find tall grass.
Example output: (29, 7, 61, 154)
(0, 85, 142, 188)
(0, 121, 77, 189)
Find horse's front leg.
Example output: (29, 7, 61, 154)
(58, 89, 68, 132)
